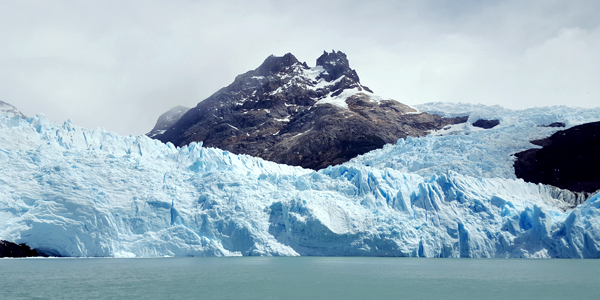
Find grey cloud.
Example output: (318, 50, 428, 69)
(0, 0, 598, 135)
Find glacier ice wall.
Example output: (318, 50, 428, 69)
(1, 103, 600, 258)
(352, 103, 600, 180)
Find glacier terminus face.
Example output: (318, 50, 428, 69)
(1, 103, 600, 258)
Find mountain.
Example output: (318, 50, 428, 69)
(2, 103, 600, 258)
(0, 101, 26, 118)
(151, 51, 467, 170)
(147, 106, 190, 138)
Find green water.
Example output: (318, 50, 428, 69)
(1, 257, 599, 299)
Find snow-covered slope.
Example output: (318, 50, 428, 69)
(1, 103, 600, 258)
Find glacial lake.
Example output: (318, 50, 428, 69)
(1, 257, 599, 299)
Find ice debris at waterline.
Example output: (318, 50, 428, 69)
(1, 103, 600, 258)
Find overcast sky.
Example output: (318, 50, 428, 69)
(1, 0, 599, 135)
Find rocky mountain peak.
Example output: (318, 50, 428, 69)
(151, 51, 467, 170)
(255, 53, 303, 77)
(316, 50, 359, 83)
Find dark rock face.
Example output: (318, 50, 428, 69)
(316, 50, 360, 84)
(539, 122, 566, 128)
(256, 53, 302, 76)
(514, 121, 600, 193)
(152, 51, 468, 170)
(147, 106, 190, 138)
(0, 240, 39, 257)
(472, 119, 500, 129)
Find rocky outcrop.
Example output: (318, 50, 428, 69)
(472, 119, 500, 129)
(514, 121, 600, 193)
(539, 122, 565, 128)
(152, 51, 467, 170)
(0, 240, 39, 257)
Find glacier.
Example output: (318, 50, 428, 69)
(1, 103, 600, 258)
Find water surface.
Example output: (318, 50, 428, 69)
(1, 257, 598, 299)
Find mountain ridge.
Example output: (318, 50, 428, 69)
(151, 51, 467, 169)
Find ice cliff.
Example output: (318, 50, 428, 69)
(1, 103, 600, 258)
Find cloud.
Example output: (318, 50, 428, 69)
(0, 0, 598, 135)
